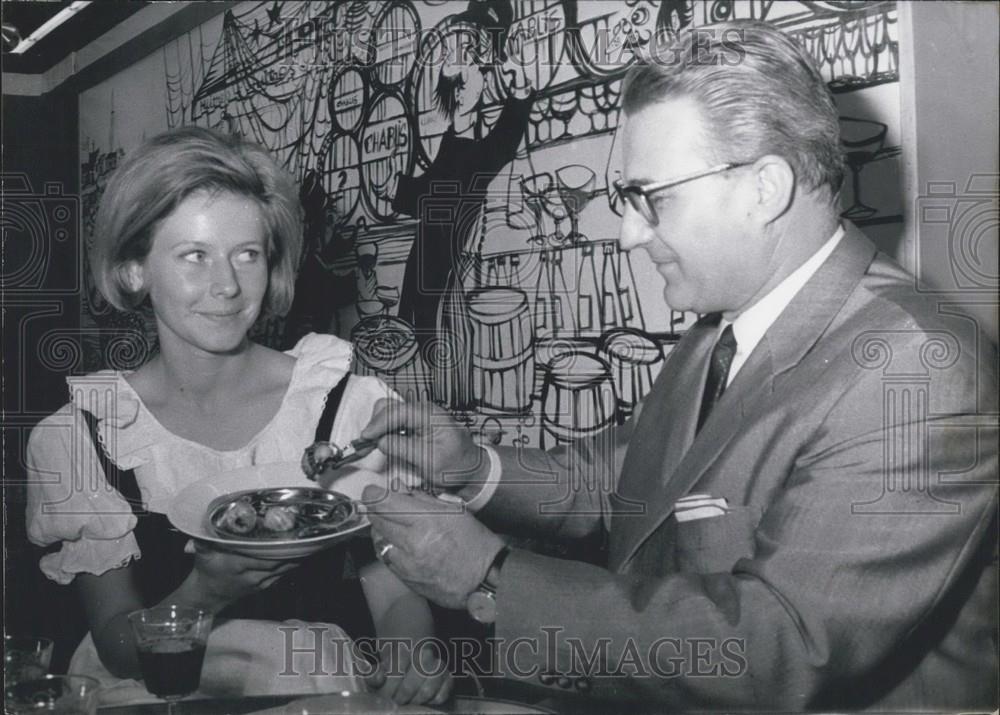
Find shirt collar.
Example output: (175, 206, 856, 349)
(725, 225, 845, 369)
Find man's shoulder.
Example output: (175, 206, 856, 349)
(823, 249, 997, 404)
(848, 249, 988, 344)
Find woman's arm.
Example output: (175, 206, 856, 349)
(359, 559, 452, 705)
(75, 544, 297, 679)
(75, 567, 146, 679)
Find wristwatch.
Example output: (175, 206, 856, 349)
(466, 546, 510, 624)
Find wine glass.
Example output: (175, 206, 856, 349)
(4, 636, 53, 686)
(555, 164, 596, 244)
(840, 117, 888, 220)
(520, 173, 552, 245)
(5, 674, 100, 715)
(128, 606, 213, 714)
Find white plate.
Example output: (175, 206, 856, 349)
(167, 463, 374, 560)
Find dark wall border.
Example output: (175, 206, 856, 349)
(58, 1, 237, 95)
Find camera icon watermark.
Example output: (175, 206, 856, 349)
(2, 174, 81, 295)
(914, 173, 998, 295)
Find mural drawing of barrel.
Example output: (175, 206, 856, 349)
(540, 350, 617, 446)
(467, 287, 535, 413)
(329, 65, 369, 134)
(599, 327, 662, 416)
(360, 91, 414, 221)
(368, 0, 421, 91)
(319, 132, 362, 225)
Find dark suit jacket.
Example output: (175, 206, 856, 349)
(483, 226, 998, 711)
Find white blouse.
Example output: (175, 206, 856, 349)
(25, 333, 393, 585)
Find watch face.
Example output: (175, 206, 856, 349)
(467, 590, 497, 624)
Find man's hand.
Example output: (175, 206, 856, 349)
(361, 485, 505, 609)
(360, 399, 490, 495)
(364, 640, 454, 706)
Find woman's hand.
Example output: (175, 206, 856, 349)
(186, 540, 298, 610)
(365, 640, 454, 706)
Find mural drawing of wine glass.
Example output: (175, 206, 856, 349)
(840, 117, 888, 220)
(542, 185, 568, 245)
(556, 164, 597, 244)
(520, 173, 552, 245)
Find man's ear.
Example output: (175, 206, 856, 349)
(750, 155, 795, 225)
(119, 260, 145, 294)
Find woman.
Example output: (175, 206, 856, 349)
(25, 126, 451, 706)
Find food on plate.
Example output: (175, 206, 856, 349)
(301, 441, 342, 480)
(207, 487, 358, 540)
(216, 497, 258, 534)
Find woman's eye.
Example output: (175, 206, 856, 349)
(237, 248, 263, 263)
(182, 250, 206, 263)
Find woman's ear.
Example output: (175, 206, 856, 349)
(119, 260, 145, 294)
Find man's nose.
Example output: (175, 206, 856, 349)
(617, 204, 654, 252)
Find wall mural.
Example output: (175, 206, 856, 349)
(79, 0, 902, 450)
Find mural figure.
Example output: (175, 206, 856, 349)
(392, 0, 535, 410)
(283, 170, 355, 346)
(355, 240, 398, 318)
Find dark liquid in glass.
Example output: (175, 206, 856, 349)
(137, 638, 207, 698)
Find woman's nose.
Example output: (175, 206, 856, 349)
(210, 260, 240, 297)
(617, 204, 654, 252)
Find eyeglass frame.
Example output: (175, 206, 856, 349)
(612, 162, 751, 227)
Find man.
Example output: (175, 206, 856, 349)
(359, 20, 998, 711)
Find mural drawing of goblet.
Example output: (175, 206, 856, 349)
(840, 117, 888, 220)
(556, 164, 597, 244)
(520, 173, 552, 246)
(542, 185, 569, 245)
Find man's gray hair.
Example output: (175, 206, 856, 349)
(622, 20, 845, 199)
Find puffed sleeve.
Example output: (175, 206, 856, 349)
(25, 405, 139, 585)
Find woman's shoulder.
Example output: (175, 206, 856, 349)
(29, 370, 133, 437)
(250, 343, 297, 394)
(280, 333, 394, 407)
(285, 332, 354, 376)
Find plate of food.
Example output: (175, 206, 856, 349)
(167, 463, 374, 560)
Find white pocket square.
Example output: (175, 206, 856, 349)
(675, 493, 729, 522)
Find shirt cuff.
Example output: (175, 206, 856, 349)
(463, 444, 502, 513)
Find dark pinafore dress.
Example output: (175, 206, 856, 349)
(80, 374, 376, 641)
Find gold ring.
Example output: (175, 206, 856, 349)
(377, 542, 395, 563)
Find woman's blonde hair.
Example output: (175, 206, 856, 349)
(90, 125, 303, 314)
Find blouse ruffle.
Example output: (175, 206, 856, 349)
(26, 333, 391, 585)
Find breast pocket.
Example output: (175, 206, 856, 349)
(674, 505, 762, 574)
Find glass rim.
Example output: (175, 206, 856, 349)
(3, 635, 54, 647)
(126, 605, 212, 623)
(4, 673, 101, 691)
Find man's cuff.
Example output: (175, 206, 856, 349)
(463, 444, 501, 513)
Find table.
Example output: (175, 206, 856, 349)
(99, 694, 556, 714)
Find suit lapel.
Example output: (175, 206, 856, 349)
(608, 316, 718, 568)
(612, 225, 879, 570)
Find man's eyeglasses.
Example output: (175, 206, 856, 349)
(612, 162, 750, 226)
